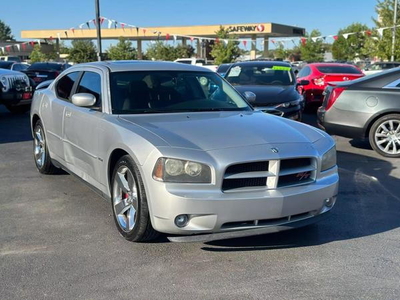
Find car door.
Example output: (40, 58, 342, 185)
(63, 70, 104, 186)
(41, 71, 80, 162)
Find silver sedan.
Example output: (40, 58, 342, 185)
(30, 61, 338, 242)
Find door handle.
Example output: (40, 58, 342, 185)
(65, 111, 72, 118)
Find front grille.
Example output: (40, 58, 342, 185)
(4, 75, 28, 92)
(222, 177, 267, 191)
(225, 161, 268, 174)
(222, 158, 316, 192)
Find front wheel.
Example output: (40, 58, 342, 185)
(369, 114, 400, 158)
(111, 155, 159, 242)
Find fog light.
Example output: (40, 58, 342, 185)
(324, 196, 336, 207)
(175, 214, 189, 228)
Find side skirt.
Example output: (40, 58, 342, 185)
(51, 158, 111, 202)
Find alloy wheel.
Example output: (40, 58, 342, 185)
(34, 126, 46, 168)
(374, 119, 400, 155)
(112, 166, 138, 232)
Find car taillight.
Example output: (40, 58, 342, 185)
(22, 92, 32, 100)
(326, 87, 346, 110)
(54, 71, 60, 77)
(313, 77, 325, 86)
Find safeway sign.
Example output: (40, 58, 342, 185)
(227, 24, 265, 33)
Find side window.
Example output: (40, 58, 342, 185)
(75, 71, 102, 108)
(298, 66, 310, 78)
(56, 72, 80, 101)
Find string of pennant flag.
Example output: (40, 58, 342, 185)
(2, 16, 400, 54)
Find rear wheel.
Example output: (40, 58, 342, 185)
(6, 105, 30, 114)
(33, 120, 59, 174)
(111, 155, 158, 242)
(369, 114, 400, 158)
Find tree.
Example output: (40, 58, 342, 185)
(0, 20, 13, 41)
(29, 45, 47, 63)
(299, 29, 325, 62)
(274, 43, 289, 60)
(332, 23, 373, 61)
(107, 37, 137, 60)
(174, 44, 195, 58)
(68, 40, 97, 63)
(373, 0, 400, 60)
(145, 42, 178, 61)
(210, 26, 241, 64)
(59, 42, 70, 55)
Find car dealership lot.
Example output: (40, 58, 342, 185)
(0, 107, 399, 300)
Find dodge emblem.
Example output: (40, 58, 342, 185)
(271, 147, 279, 153)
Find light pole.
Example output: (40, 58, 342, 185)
(391, 0, 398, 61)
(95, 0, 102, 61)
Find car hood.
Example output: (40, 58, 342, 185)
(119, 111, 325, 151)
(235, 85, 300, 106)
(0, 68, 25, 76)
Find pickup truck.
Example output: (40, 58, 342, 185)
(174, 58, 218, 72)
(0, 68, 33, 114)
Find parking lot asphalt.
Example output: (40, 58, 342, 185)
(0, 106, 399, 300)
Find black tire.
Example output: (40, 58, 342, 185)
(369, 114, 400, 158)
(6, 105, 30, 114)
(111, 155, 159, 242)
(33, 120, 59, 174)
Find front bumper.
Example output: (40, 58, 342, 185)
(168, 208, 332, 242)
(149, 167, 339, 239)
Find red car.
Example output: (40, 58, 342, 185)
(296, 63, 364, 108)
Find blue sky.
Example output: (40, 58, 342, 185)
(2, 0, 379, 49)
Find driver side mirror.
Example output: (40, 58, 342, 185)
(243, 91, 256, 103)
(71, 93, 96, 107)
(298, 80, 310, 86)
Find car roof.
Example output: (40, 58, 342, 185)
(75, 60, 213, 72)
(230, 61, 292, 67)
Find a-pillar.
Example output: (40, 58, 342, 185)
(137, 39, 143, 60)
(250, 34, 257, 60)
(263, 36, 269, 58)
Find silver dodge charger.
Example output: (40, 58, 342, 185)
(30, 61, 339, 242)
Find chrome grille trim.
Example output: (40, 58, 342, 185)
(222, 157, 317, 192)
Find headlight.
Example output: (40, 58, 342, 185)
(153, 158, 212, 183)
(276, 99, 301, 108)
(1, 76, 8, 88)
(321, 146, 336, 171)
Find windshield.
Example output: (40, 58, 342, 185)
(225, 65, 295, 86)
(217, 64, 231, 73)
(110, 71, 252, 114)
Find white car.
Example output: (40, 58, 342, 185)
(363, 62, 400, 76)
